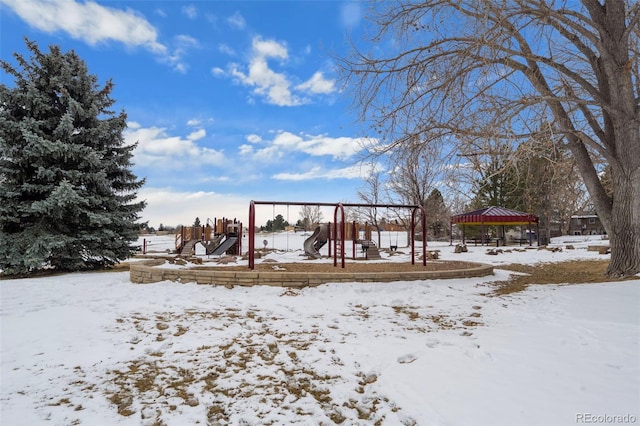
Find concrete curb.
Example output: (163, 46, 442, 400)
(130, 260, 494, 287)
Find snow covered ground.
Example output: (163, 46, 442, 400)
(1, 233, 638, 425)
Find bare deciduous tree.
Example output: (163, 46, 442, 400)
(386, 136, 445, 206)
(339, 0, 639, 277)
(514, 125, 589, 239)
(357, 168, 384, 246)
(298, 205, 323, 230)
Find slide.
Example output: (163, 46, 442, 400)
(201, 234, 225, 255)
(304, 224, 328, 259)
(211, 236, 238, 256)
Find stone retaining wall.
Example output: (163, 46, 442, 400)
(130, 260, 494, 287)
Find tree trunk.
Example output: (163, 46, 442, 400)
(596, 1, 640, 278)
(606, 159, 640, 278)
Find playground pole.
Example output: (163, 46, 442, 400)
(411, 206, 427, 266)
(248, 201, 255, 269)
(333, 203, 345, 268)
(352, 221, 356, 260)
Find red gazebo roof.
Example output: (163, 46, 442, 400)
(450, 206, 539, 225)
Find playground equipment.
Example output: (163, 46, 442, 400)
(303, 224, 329, 259)
(248, 201, 427, 270)
(130, 202, 499, 286)
(175, 218, 242, 256)
(351, 221, 381, 260)
(302, 221, 382, 260)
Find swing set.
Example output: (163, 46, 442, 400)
(248, 200, 427, 270)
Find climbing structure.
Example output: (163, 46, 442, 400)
(175, 218, 242, 257)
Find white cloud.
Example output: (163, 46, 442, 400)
(165, 34, 199, 73)
(253, 37, 288, 59)
(272, 164, 365, 181)
(199, 176, 231, 183)
(173, 63, 187, 74)
(246, 134, 262, 144)
(296, 71, 336, 94)
(218, 43, 236, 56)
(227, 11, 246, 30)
(239, 130, 371, 164)
(136, 187, 250, 228)
(181, 5, 197, 19)
(175, 34, 198, 47)
(186, 119, 201, 127)
(187, 129, 206, 141)
(247, 143, 282, 162)
(2, 0, 166, 54)
(225, 36, 337, 106)
(238, 144, 254, 156)
(124, 124, 224, 169)
(229, 36, 302, 106)
(271, 131, 366, 160)
(211, 67, 225, 76)
(340, 2, 362, 28)
(2, 0, 201, 73)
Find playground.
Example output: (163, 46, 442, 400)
(131, 200, 495, 285)
(131, 230, 493, 286)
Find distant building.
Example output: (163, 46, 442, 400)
(381, 222, 406, 232)
(569, 214, 606, 236)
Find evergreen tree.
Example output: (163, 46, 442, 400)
(469, 155, 522, 210)
(0, 40, 146, 275)
(264, 215, 289, 232)
(424, 189, 449, 239)
(272, 214, 289, 231)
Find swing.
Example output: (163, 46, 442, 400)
(387, 207, 398, 251)
(286, 204, 290, 252)
(390, 232, 398, 251)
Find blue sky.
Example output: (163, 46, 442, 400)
(1, 0, 380, 227)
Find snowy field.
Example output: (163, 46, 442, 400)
(1, 233, 638, 425)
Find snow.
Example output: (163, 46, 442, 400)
(1, 233, 638, 425)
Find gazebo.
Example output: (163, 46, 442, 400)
(450, 206, 539, 246)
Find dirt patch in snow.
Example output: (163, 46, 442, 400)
(492, 260, 635, 295)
